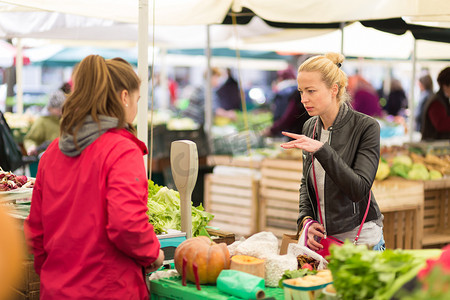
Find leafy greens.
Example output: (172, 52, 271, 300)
(147, 180, 214, 237)
(327, 241, 427, 300)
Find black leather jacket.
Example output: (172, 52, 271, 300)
(298, 106, 383, 236)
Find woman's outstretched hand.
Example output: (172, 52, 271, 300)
(281, 132, 324, 153)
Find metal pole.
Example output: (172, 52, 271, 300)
(16, 38, 23, 115)
(340, 22, 345, 56)
(138, 0, 149, 173)
(409, 39, 417, 142)
(204, 24, 212, 140)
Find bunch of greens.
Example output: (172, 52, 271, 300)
(147, 180, 214, 237)
(327, 241, 427, 300)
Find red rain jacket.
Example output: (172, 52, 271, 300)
(25, 129, 160, 300)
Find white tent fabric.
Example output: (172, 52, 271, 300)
(0, 0, 232, 25)
(0, 39, 15, 67)
(2, 0, 449, 24)
(240, 22, 450, 61)
(2, 11, 450, 61)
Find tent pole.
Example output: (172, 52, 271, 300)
(205, 24, 212, 142)
(138, 0, 149, 174)
(16, 38, 23, 115)
(340, 22, 345, 56)
(408, 39, 417, 142)
(160, 47, 169, 109)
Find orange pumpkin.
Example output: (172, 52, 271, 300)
(174, 236, 230, 284)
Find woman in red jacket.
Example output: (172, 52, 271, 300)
(25, 55, 164, 300)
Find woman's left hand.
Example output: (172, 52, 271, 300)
(280, 131, 324, 153)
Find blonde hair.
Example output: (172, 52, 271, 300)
(61, 55, 140, 141)
(298, 52, 350, 105)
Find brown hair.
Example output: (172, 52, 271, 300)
(419, 74, 433, 91)
(60, 55, 140, 141)
(437, 66, 450, 88)
(298, 52, 350, 105)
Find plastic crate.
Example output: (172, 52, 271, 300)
(158, 231, 186, 261)
(150, 276, 284, 300)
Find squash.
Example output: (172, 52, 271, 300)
(230, 255, 265, 278)
(174, 236, 230, 284)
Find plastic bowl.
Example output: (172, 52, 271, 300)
(321, 285, 338, 299)
(283, 278, 332, 300)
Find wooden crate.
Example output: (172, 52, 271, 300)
(382, 209, 420, 249)
(10, 288, 40, 300)
(206, 228, 235, 245)
(372, 178, 424, 249)
(203, 173, 260, 237)
(422, 178, 450, 247)
(14, 260, 40, 293)
(259, 158, 302, 239)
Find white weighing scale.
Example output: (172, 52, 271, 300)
(156, 140, 199, 264)
(170, 140, 199, 239)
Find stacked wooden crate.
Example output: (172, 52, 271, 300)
(422, 178, 450, 247)
(11, 260, 40, 300)
(203, 172, 260, 238)
(372, 178, 424, 249)
(259, 158, 302, 239)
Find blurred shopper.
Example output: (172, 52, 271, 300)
(420, 66, 450, 140)
(25, 55, 164, 300)
(263, 67, 310, 137)
(415, 74, 433, 132)
(348, 74, 383, 117)
(384, 79, 408, 116)
(216, 68, 241, 111)
(182, 67, 236, 124)
(23, 89, 66, 156)
(281, 53, 384, 251)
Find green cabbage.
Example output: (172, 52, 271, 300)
(392, 155, 413, 167)
(390, 155, 414, 179)
(429, 170, 443, 180)
(407, 163, 429, 180)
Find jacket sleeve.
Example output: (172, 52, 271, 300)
(297, 161, 314, 228)
(105, 145, 160, 267)
(24, 178, 46, 275)
(297, 119, 316, 227)
(428, 101, 450, 131)
(314, 118, 380, 202)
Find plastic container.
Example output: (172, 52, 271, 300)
(282, 278, 332, 300)
(157, 230, 186, 261)
(322, 286, 338, 299)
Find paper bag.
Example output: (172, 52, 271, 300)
(279, 233, 299, 255)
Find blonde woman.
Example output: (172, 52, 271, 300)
(25, 55, 164, 300)
(281, 53, 384, 252)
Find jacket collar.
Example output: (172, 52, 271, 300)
(109, 128, 148, 155)
(315, 102, 351, 134)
